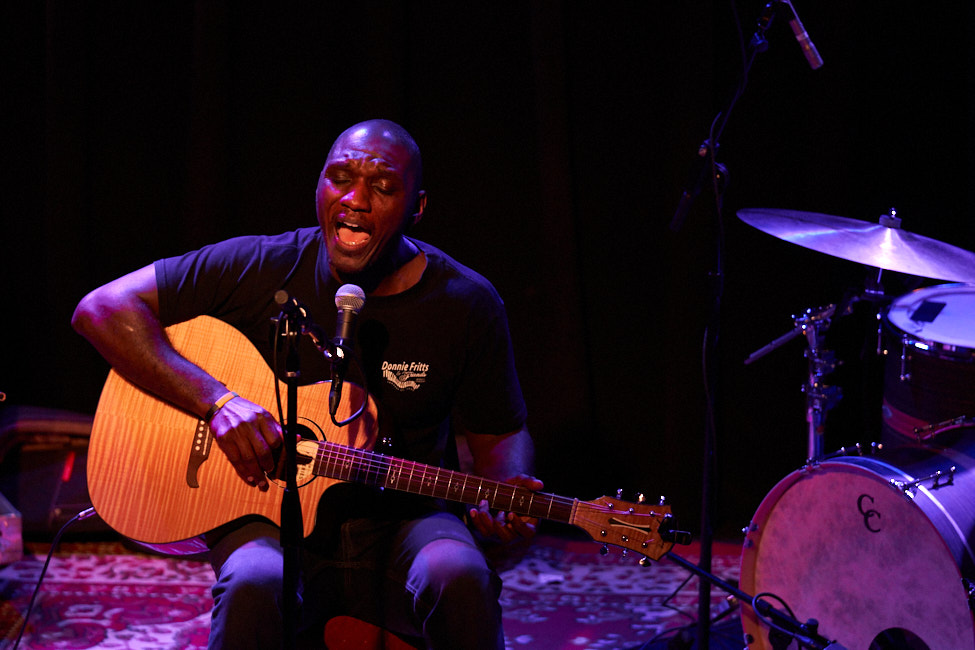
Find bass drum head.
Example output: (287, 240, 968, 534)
(740, 458, 975, 650)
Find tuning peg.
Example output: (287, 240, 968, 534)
(639, 556, 652, 567)
(659, 495, 667, 505)
(636, 493, 645, 503)
(620, 549, 628, 558)
(616, 488, 623, 499)
(599, 544, 609, 556)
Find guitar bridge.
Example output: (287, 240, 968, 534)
(186, 419, 214, 488)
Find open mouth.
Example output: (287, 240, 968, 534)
(337, 221, 370, 247)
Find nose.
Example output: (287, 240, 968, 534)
(341, 179, 371, 212)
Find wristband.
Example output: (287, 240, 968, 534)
(204, 391, 239, 424)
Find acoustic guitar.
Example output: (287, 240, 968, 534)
(87, 316, 678, 561)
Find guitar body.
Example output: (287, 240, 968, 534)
(87, 316, 377, 546)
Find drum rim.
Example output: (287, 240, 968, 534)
(884, 282, 975, 354)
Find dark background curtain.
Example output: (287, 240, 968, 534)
(4, 1, 974, 538)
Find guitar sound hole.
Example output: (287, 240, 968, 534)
(268, 420, 323, 486)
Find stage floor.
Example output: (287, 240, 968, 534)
(0, 528, 745, 649)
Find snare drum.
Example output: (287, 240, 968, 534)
(883, 283, 975, 442)
(740, 437, 975, 649)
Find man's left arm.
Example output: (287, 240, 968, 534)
(465, 427, 544, 543)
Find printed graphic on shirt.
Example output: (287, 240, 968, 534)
(382, 360, 430, 391)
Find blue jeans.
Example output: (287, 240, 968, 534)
(205, 503, 504, 650)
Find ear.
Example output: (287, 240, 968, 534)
(411, 190, 427, 226)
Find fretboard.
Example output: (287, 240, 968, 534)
(311, 440, 576, 523)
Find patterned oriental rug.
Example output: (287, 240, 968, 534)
(0, 534, 743, 650)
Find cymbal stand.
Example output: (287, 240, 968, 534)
(800, 306, 843, 460)
(745, 303, 845, 460)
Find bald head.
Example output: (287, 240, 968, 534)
(328, 119, 423, 193)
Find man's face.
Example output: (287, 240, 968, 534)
(316, 126, 421, 279)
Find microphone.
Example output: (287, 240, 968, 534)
(274, 289, 308, 318)
(329, 284, 366, 417)
(781, 0, 823, 70)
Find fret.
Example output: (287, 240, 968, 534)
(405, 460, 417, 492)
(432, 467, 445, 498)
(386, 459, 403, 487)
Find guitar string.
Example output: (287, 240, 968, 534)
(300, 440, 667, 525)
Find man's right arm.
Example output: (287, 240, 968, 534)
(72, 264, 281, 490)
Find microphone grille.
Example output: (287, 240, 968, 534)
(335, 284, 366, 313)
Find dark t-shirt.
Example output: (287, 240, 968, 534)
(154, 227, 527, 471)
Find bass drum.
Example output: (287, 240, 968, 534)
(740, 434, 975, 650)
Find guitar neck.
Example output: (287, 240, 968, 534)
(309, 440, 576, 524)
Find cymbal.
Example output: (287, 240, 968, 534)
(737, 208, 975, 283)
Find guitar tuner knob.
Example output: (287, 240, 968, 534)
(616, 488, 624, 498)
(599, 544, 609, 556)
(659, 496, 667, 505)
(639, 556, 651, 567)
(636, 493, 645, 503)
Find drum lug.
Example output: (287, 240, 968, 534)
(891, 465, 955, 497)
(817, 442, 883, 462)
(742, 521, 758, 548)
(899, 339, 912, 381)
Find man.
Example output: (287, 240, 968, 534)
(72, 119, 542, 649)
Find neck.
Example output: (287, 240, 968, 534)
(335, 238, 426, 296)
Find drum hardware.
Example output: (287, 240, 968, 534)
(663, 549, 847, 649)
(891, 465, 955, 497)
(746, 301, 856, 460)
(812, 441, 883, 463)
(915, 415, 975, 442)
(897, 338, 912, 381)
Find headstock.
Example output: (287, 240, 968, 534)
(570, 494, 689, 562)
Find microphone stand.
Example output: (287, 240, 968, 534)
(276, 313, 304, 650)
(664, 550, 847, 650)
(668, 4, 781, 647)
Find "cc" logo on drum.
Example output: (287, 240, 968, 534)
(858, 494, 882, 533)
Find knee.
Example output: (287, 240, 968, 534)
(409, 539, 498, 607)
(212, 542, 284, 610)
